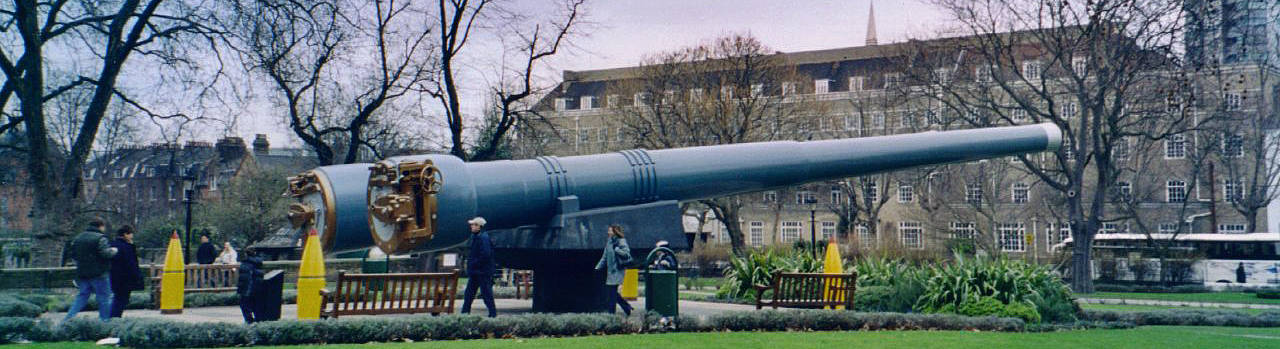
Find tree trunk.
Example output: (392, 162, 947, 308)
(1068, 194, 1095, 293)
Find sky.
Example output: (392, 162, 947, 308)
(233, 0, 951, 149)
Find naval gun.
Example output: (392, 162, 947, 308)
(289, 123, 1062, 312)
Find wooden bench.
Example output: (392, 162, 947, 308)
(753, 272, 857, 310)
(320, 271, 459, 318)
(147, 264, 240, 308)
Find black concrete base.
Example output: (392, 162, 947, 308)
(530, 266, 612, 313)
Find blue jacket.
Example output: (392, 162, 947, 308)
(594, 237, 630, 285)
(109, 238, 144, 292)
(467, 232, 495, 276)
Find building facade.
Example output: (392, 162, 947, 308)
(1185, 0, 1280, 68)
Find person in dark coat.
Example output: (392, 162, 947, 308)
(64, 218, 117, 322)
(108, 226, 143, 318)
(196, 234, 217, 265)
(236, 247, 265, 324)
(595, 224, 633, 316)
(461, 217, 497, 317)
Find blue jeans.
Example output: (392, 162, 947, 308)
(65, 275, 113, 321)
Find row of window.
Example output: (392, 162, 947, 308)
(766, 182, 1032, 206)
(746, 221, 839, 247)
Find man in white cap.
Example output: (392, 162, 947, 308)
(461, 217, 497, 317)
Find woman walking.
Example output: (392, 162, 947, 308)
(594, 225, 633, 316)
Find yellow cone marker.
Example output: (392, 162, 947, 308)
(822, 238, 845, 309)
(159, 232, 185, 314)
(297, 229, 326, 320)
(621, 268, 639, 300)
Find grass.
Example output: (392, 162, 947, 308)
(1079, 303, 1272, 314)
(4, 326, 1277, 349)
(1084, 292, 1280, 305)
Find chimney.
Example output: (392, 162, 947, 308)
(252, 134, 270, 156)
(215, 136, 246, 160)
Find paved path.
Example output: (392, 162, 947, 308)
(1077, 297, 1280, 310)
(47, 298, 757, 324)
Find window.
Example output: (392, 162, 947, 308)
(762, 191, 777, 203)
(1114, 138, 1131, 160)
(554, 98, 569, 111)
(934, 68, 950, 85)
(1072, 57, 1087, 76)
(1222, 133, 1244, 157)
(1062, 139, 1076, 160)
(1022, 60, 1041, 80)
(1012, 183, 1030, 204)
(781, 221, 803, 242)
(1166, 95, 1181, 113)
(997, 222, 1026, 252)
(581, 96, 595, 109)
(1061, 101, 1078, 119)
(821, 221, 837, 241)
(1224, 92, 1242, 111)
(871, 113, 885, 129)
(864, 182, 879, 203)
(1046, 223, 1071, 249)
(900, 111, 916, 128)
(1224, 180, 1243, 202)
(634, 92, 648, 106)
(749, 221, 765, 247)
(578, 128, 592, 143)
(1158, 223, 1179, 234)
(1167, 180, 1187, 203)
(950, 222, 976, 239)
(975, 65, 992, 83)
(814, 79, 830, 94)
(616, 127, 626, 142)
(1099, 222, 1119, 234)
(899, 221, 924, 249)
(884, 73, 902, 88)
(720, 86, 734, 100)
(898, 184, 914, 203)
(755, 83, 768, 97)
(1011, 109, 1028, 122)
(597, 128, 608, 143)
(857, 225, 874, 248)
(849, 76, 865, 91)
(796, 191, 817, 205)
(1218, 224, 1246, 234)
(1115, 181, 1133, 202)
(844, 114, 860, 131)
(965, 183, 983, 205)
(830, 186, 843, 204)
(607, 94, 619, 108)
(689, 88, 704, 103)
(662, 90, 676, 104)
(1165, 134, 1186, 159)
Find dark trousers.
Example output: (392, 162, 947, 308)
(109, 289, 131, 318)
(606, 284, 632, 315)
(462, 274, 496, 317)
(239, 296, 257, 324)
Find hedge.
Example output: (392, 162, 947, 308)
(1082, 309, 1280, 327)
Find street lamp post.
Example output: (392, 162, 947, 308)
(804, 196, 818, 258)
(182, 173, 196, 261)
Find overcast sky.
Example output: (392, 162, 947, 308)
(235, 0, 950, 149)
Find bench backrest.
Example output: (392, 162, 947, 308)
(770, 272, 857, 308)
(329, 271, 459, 315)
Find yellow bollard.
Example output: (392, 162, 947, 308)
(296, 229, 326, 320)
(822, 238, 845, 309)
(159, 231, 185, 314)
(620, 269, 639, 300)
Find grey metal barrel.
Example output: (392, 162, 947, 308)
(361, 123, 1061, 254)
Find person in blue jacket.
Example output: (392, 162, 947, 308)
(461, 217, 497, 317)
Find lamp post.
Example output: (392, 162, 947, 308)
(182, 172, 197, 261)
(804, 196, 818, 258)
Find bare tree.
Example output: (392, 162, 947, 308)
(903, 0, 1193, 292)
(427, 0, 586, 161)
(229, 0, 433, 166)
(611, 33, 823, 256)
(0, 0, 221, 266)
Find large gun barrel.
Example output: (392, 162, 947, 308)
(362, 123, 1061, 254)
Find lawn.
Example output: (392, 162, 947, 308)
(4, 326, 1277, 349)
(1083, 292, 1280, 305)
(1078, 303, 1273, 314)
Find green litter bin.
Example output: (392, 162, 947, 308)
(361, 248, 390, 292)
(643, 247, 679, 319)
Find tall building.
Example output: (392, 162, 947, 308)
(1185, 0, 1280, 67)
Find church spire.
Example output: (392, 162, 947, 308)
(865, 1, 878, 46)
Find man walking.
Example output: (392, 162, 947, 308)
(108, 226, 143, 318)
(196, 234, 217, 265)
(64, 219, 117, 322)
(461, 217, 497, 317)
(236, 247, 265, 323)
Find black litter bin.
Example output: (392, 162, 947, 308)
(254, 270, 284, 322)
